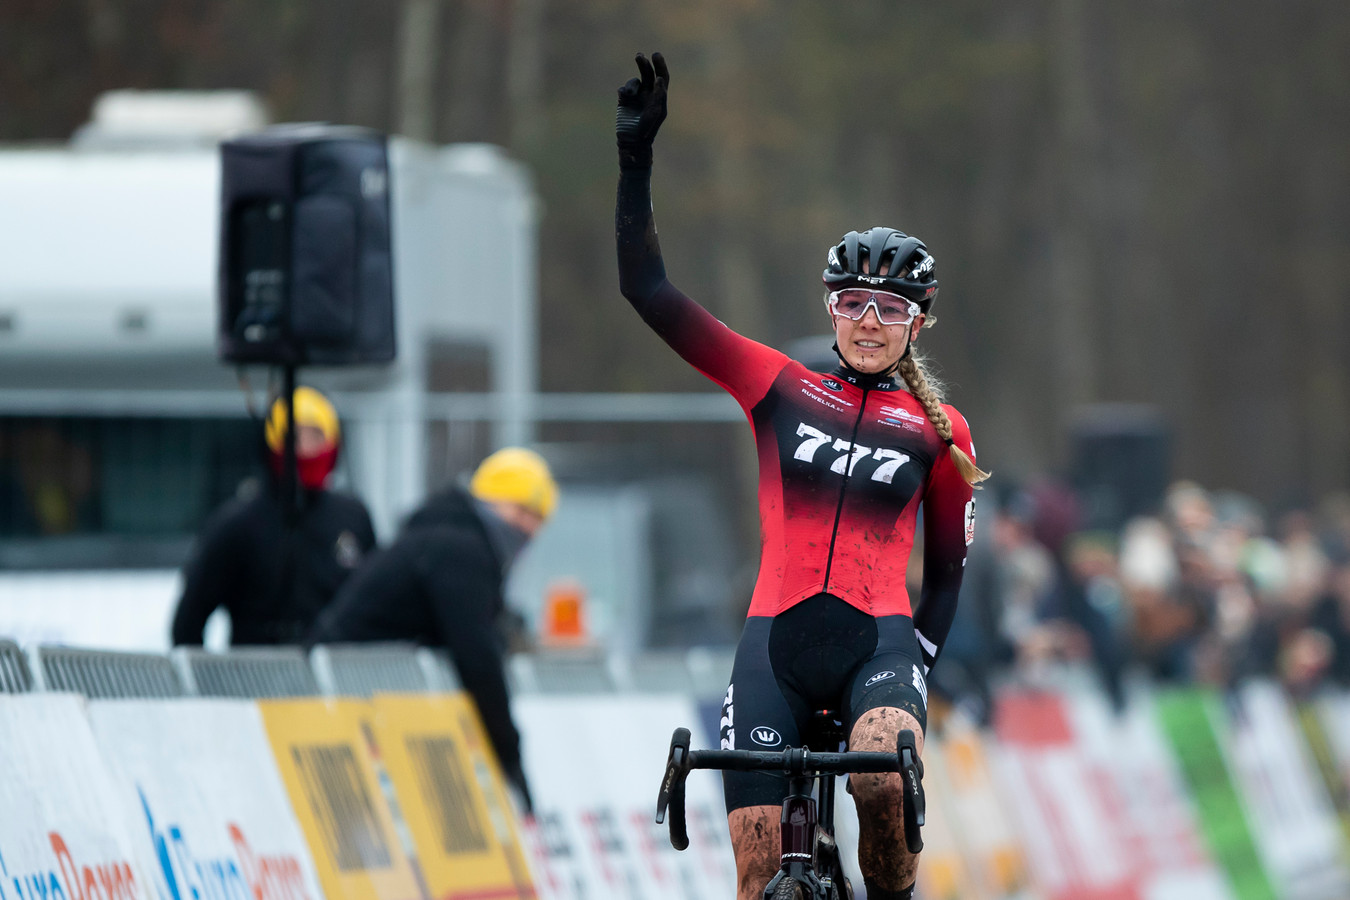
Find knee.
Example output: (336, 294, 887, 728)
(848, 707, 923, 812)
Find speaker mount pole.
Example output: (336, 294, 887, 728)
(281, 364, 300, 524)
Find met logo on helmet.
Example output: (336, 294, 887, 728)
(912, 254, 935, 277)
(856, 274, 887, 285)
(751, 726, 782, 747)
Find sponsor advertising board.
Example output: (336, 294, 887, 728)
(86, 699, 324, 900)
(513, 694, 737, 900)
(258, 699, 424, 900)
(0, 695, 151, 900)
(914, 740, 979, 900)
(1218, 682, 1350, 900)
(932, 716, 1029, 899)
(367, 693, 535, 899)
(994, 687, 1233, 900)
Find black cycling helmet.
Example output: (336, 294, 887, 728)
(822, 227, 939, 313)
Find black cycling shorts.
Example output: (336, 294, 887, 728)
(719, 593, 929, 813)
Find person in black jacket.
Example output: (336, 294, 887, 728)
(307, 447, 558, 813)
(172, 387, 375, 646)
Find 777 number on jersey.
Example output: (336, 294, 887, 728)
(794, 423, 910, 484)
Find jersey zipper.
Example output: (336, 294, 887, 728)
(820, 386, 869, 593)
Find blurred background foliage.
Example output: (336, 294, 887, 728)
(2, 0, 1348, 507)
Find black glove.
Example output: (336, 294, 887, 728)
(503, 758, 534, 816)
(616, 51, 669, 169)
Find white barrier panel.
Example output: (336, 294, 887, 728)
(86, 699, 325, 900)
(914, 741, 980, 900)
(1223, 682, 1350, 900)
(1067, 689, 1231, 900)
(0, 694, 151, 900)
(992, 687, 1232, 900)
(514, 694, 737, 899)
(1316, 689, 1350, 802)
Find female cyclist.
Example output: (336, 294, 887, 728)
(615, 53, 989, 900)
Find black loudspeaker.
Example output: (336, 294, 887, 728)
(1070, 404, 1171, 532)
(218, 125, 395, 366)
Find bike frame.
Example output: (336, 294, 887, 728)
(656, 725, 921, 900)
(761, 761, 840, 898)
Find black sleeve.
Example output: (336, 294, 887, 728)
(171, 506, 240, 645)
(616, 164, 670, 312)
(616, 164, 787, 404)
(422, 553, 522, 774)
(912, 412, 977, 674)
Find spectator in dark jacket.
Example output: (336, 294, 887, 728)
(172, 387, 374, 646)
(307, 447, 558, 813)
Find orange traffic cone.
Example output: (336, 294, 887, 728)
(541, 579, 589, 647)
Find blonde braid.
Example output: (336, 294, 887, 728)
(897, 354, 990, 487)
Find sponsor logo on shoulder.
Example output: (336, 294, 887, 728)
(750, 726, 782, 747)
(820, 378, 843, 392)
(865, 670, 895, 687)
(798, 378, 854, 409)
(878, 404, 926, 432)
(965, 498, 976, 546)
(880, 405, 926, 425)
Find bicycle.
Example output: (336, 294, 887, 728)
(655, 712, 926, 900)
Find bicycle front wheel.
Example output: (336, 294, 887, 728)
(769, 876, 805, 900)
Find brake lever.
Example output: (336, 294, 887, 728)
(898, 728, 925, 854)
(655, 727, 691, 824)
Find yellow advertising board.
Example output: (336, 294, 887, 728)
(938, 723, 1028, 898)
(913, 740, 977, 900)
(259, 698, 426, 900)
(370, 692, 535, 900)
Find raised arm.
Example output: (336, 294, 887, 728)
(614, 52, 785, 406)
(616, 51, 670, 309)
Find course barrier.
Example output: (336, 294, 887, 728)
(33, 645, 184, 698)
(311, 644, 460, 697)
(0, 637, 31, 692)
(6, 637, 1350, 899)
(176, 645, 321, 697)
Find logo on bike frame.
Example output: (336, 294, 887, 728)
(751, 727, 782, 747)
(865, 670, 895, 687)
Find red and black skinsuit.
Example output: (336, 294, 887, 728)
(617, 165, 976, 809)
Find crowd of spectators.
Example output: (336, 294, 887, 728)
(932, 480, 1350, 721)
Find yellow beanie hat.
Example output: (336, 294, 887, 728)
(264, 387, 340, 454)
(469, 447, 558, 520)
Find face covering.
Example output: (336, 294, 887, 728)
(474, 498, 532, 572)
(269, 445, 338, 491)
